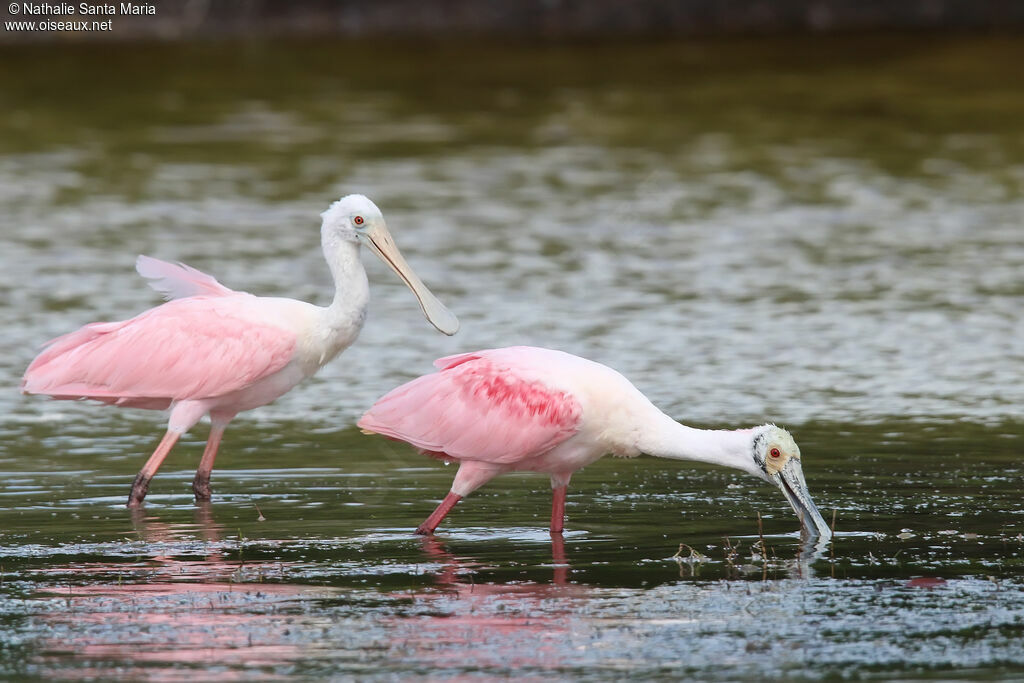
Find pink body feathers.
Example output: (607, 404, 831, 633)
(360, 349, 583, 466)
(23, 295, 297, 410)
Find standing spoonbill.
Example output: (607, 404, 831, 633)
(23, 194, 458, 507)
(358, 346, 832, 540)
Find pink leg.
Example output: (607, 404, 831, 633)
(415, 492, 462, 535)
(416, 462, 500, 535)
(551, 532, 569, 585)
(128, 430, 180, 508)
(550, 485, 568, 534)
(192, 420, 228, 502)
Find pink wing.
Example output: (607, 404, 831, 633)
(136, 255, 238, 301)
(22, 296, 296, 408)
(358, 350, 582, 465)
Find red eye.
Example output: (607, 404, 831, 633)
(769, 448, 781, 458)
(353, 216, 364, 226)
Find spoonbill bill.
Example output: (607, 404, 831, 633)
(359, 346, 832, 540)
(23, 194, 458, 507)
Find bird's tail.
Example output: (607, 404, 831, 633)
(21, 320, 125, 395)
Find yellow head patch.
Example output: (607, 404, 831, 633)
(762, 426, 800, 476)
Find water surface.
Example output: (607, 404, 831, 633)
(1, 34, 1023, 679)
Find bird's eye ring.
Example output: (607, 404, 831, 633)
(353, 215, 365, 226)
(769, 447, 781, 458)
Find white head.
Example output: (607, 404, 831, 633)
(749, 425, 831, 540)
(321, 194, 386, 244)
(321, 194, 459, 336)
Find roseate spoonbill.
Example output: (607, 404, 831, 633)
(359, 346, 832, 540)
(22, 194, 458, 507)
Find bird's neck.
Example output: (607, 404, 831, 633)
(636, 411, 760, 477)
(321, 232, 370, 330)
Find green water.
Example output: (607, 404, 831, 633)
(1, 34, 1023, 679)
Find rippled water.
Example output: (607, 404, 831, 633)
(1, 35, 1023, 679)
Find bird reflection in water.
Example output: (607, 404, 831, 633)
(33, 504, 330, 675)
(386, 535, 591, 670)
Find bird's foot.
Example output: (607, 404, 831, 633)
(127, 473, 151, 508)
(413, 525, 435, 536)
(192, 476, 212, 502)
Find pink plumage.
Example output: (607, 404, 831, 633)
(359, 349, 582, 466)
(134, 254, 237, 300)
(23, 297, 296, 408)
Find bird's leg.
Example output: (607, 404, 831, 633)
(416, 463, 497, 535)
(550, 485, 568, 535)
(415, 492, 462, 535)
(128, 430, 180, 508)
(192, 420, 228, 502)
(551, 532, 569, 585)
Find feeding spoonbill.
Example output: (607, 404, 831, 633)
(23, 194, 458, 507)
(359, 346, 832, 540)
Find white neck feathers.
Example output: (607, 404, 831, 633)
(636, 411, 760, 477)
(321, 230, 369, 324)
